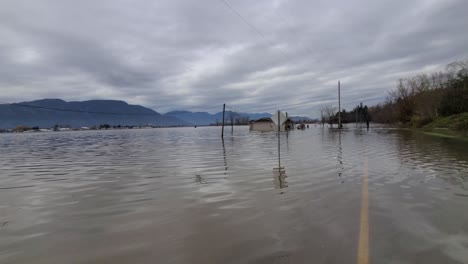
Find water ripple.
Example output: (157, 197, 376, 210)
(0, 126, 467, 263)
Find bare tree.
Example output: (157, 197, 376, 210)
(369, 59, 468, 125)
(322, 105, 337, 128)
(446, 60, 468, 79)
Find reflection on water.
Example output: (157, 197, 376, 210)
(394, 129, 468, 189)
(222, 137, 228, 174)
(273, 167, 288, 190)
(0, 126, 467, 263)
(273, 129, 288, 190)
(337, 131, 344, 183)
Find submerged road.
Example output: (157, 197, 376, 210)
(0, 125, 467, 263)
(358, 157, 369, 264)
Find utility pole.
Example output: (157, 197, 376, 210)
(360, 102, 363, 126)
(338, 81, 342, 129)
(230, 113, 234, 132)
(221, 104, 225, 138)
(277, 110, 281, 169)
(277, 110, 281, 133)
(355, 105, 358, 127)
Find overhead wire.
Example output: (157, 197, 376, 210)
(0, 100, 316, 120)
(219, 0, 294, 63)
(1, 3, 321, 118)
(226, 102, 319, 118)
(189, 105, 224, 112)
(218, 0, 322, 117)
(225, 105, 245, 115)
(272, 7, 317, 57)
(0, 102, 162, 115)
(0, 101, 225, 116)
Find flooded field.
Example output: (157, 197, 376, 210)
(0, 125, 467, 264)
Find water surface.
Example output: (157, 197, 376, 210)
(0, 125, 467, 263)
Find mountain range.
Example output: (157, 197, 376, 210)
(0, 99, 189, 129)
(0, 99, 313, 129)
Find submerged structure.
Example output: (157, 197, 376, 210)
(249, 117, 294, 132)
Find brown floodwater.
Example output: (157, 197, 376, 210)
(0, 125, 467, 263)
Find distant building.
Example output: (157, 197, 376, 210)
(249, 117, 294, 132)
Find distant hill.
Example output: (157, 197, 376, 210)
(165, 110, 222, 126)
(0, 99, 315, 129)
(0, 99, 189, 129)
(164, 110, 269, 126)
(164, 110, 312, 125)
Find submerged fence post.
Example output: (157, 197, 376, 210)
(221, 104, 225, 138)
(338, 81, 342, 129)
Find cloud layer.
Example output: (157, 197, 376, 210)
(1, 0, 467, 116)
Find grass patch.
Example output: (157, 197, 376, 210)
(421, 129, 467, 140)
(400, 113, 468, 140)
(423, 112, 468, 131)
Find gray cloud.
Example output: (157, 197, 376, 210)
(1, 0, 467, 116)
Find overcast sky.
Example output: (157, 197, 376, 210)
(1, 0, 467, 116)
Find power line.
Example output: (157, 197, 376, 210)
(190, 105, 224, 112)
(225, 105, 244, 114)
(0, 101, 226, 116)
(272, 7, 316, 56)
(219, 0, 294, 63)
(226, 103, 319, 118)
(0, 102, 163, 116)
(220, 0, 268, 43)
(219, 0, 311, 110)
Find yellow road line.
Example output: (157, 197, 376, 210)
(357, 158, 369, 264)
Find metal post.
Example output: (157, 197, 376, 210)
(277, 110, 281, 132)
(277, 110, 281, 168)
(360, 102, 363, 126)
(221, 104, 225, 137)
(338, 81, 341, 129)
(356, 105, 358, 127)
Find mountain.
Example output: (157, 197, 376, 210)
(164, 110, 313, 125)
(165, 110, 220, 126)
(0, 98, 315, 129)
(0, 99, 189, 128)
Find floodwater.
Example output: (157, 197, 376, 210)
(0, 125, 467, 264)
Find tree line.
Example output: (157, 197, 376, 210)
(369, 60, 468, 126)
(321, 103, 370, 127)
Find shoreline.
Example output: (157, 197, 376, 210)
(403, 127, 468, 141)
